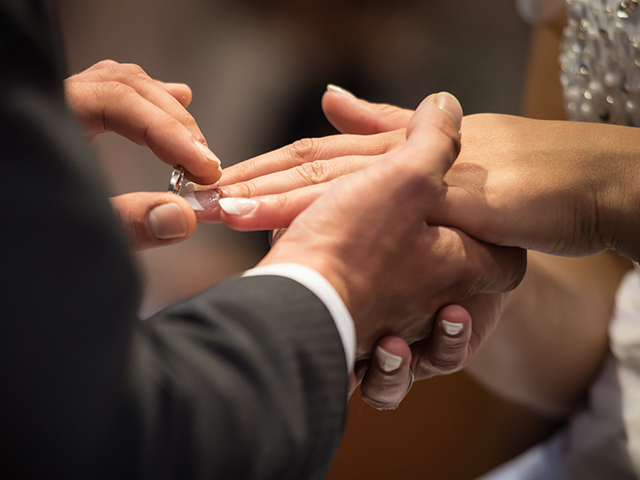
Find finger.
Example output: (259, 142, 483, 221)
(346, 92, 461, 207)
(402, 92, 463, 181)
(158, 81, 193, 108)
(458, 293, 507, 355)
(82, 61, 206, 143)
(82, 81, 221, 184)
(360, 337, 413, 410)
(219, 154, 376, 198)
(182, 183, 222, 224)
(322, 85, 413, 134)
(219, 132, 402, 186)
(218, 181, 335, 231)
(455, 229, 527, 297)
(411, 305, 472, 380)
(110, 192, 197, 250)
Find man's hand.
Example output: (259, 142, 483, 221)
(65, 60, 221, 250)
(255, 93, 525, 358)
(65, 60, 221, 184)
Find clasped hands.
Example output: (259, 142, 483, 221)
(69, 60, 640, 409)
(65, 61, 526, 410)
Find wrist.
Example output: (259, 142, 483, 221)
(596, 143, 640, 261)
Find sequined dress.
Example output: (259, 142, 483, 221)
(561, 0, 640, 125)
(478, 1, 640, 479)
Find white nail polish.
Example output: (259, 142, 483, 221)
(184, 193, 204, 211)
(326, 84, 356, 99)
(441, 320, 464, 336)
(183, 189, 220, 213)
(375, 346, 403, 372)
(219, 197, 258, 216)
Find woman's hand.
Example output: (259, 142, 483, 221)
(356, 297, 504, 410)
(65, 60, 222, 250)
(216, 87, 640, 261)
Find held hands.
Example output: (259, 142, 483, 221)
(65, 60, 222, 250)
(216, 86, 640, 260)
(259, 94, 525, 365)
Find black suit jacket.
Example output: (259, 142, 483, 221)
(0, 1, 348, 478)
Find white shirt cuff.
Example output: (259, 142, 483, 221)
(242, 263, 355, 372)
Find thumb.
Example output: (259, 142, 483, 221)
(322, 85, 413, 134)
(110, 192, 197, 250)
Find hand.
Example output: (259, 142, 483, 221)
(429, 114, 640, 260)
(65, 60, 221, 184)
(109, 192, 197, 251)
(357, 296, 505, 410)
(65, 60, 221, 250)
(184, 87, 411, 225)
(213, 87, 640, 261)
(257, 93, 525, 357)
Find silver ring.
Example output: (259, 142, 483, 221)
(168, 166, 185, 195)
(406, 369, 414, 394)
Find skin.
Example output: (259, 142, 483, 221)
(64, 60, 222, 250)
(259, 94, 526, 357)
(209, 81, 635, 413)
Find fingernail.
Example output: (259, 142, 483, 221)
(436, 92, 463, 130)
(441, 320, 464, 337)
(162, 81, 189, 89)
(375, 346, 403, 372)
(148, 203, 188, 240)
(195, 140, 222, 168)
(219, 197, 258, 216)
(183, 189, 220, 212)
(327, 84, 356, 99)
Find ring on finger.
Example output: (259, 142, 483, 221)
(406, 369, 414, 394)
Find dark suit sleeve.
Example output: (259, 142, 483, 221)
(0, 2, 348, 479)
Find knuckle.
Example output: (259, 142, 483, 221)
(360, 391, 402, 411)
(418, 349, 465, 377)
(93, 59, 119, 70)
(290, 138, 316, 163)
(121, 62, 147, 76)
(226, 180, 255, 199)
(435, 350, 466, 373)
(100, 80, 134, 100)
(296, 161, 330, 185)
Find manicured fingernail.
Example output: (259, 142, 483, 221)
(327, 84, 356, 99)
(375, 346, 403, 372)
(195, 140, 222, 167)
(436, 92, 463, 130)
(183, 189, 220, 212)
(219, 197, 258, 216)
(441, 320, 464, 337)
(148, 203, 188, 240)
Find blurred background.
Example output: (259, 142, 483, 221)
(56, 1, 551, 478)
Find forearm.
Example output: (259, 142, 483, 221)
(466, 250, 631, 418)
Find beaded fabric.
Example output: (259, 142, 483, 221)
(561, 0, 640, 125)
